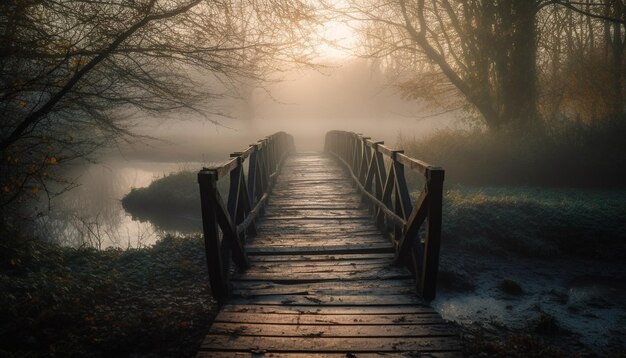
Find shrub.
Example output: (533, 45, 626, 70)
(122, 171, 201, 215)
(398, 115, 626, 188)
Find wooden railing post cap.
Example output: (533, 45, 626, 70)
(230, 152, 244, 157)
(426, 166, 445, 181)
(198, 169, 218, 185)
(390, 150, 404, 160)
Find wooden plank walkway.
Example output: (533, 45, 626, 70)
(197, 153, 461, 357)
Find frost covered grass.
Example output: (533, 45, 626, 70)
(440, 186, 626, 259)
(0, 234, 215, 357)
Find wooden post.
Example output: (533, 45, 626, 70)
(373, 144, 386, 228)
(247, 145, 259, 207)
(358, 137, 370, 185)
(198, 170, 228, 302)
(227, 155, 243, 222)
(421, 167, 444, 301)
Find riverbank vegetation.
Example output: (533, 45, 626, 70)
(398, 116, 626, 188)
(0, 234, 214, 357)
(121, 171, 201, 217)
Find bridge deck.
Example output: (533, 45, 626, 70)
(197, 153, 461, 357)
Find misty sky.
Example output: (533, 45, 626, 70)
(122, 58, 463, 162)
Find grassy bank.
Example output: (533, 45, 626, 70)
(121, 171, 201, 215)
(0, 234, 215, 357)
(440, 186, 626, 259)
(121, 171, 230, 228)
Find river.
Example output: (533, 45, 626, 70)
(33, 160, 206, 249)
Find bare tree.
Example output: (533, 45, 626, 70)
(343, 0, 624, 131)
(537, 1, 625, 122)
(0, 0, 316, 212)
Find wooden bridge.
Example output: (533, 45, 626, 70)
(196, 131, 461, 357)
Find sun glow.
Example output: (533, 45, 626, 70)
(315, 19, 357, 60)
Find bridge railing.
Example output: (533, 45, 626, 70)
(325, 130, 444, 301)
(198, 131, 295, 301)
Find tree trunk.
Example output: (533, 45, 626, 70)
(499, 1, 540, 131)
(610, 1, 625, 116)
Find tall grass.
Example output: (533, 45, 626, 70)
(398, 116, 626, 187)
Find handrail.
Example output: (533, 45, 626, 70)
(324, 130, 444, 301)
(197, 131, 295, 301)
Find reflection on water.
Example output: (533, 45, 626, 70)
(125, 210, 202, 234)
(35, 160, 204, 249)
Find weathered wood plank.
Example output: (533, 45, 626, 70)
(262, 216, 371, 221)
(247, 253, 395, 262)
(253, 231, 386, 239)
(247, 239, 390, 249)
(264, 209, 365, 218)
(218, 304, 435, 315)
(209, 322, 457, 337)
(232, 279, 416, 291)
(232, 284, 416, 297)
(254, 228, 384, 236)
(250, 233, 388, 241)
(267, 200, 362, 207)
(246, 244, 394, 256)
(247, 259, 397, 269)
(198, 352, 463, 358)
(231, 270, 411, 282)
(243, 261, 402, 274)
(213, 312, 443, 325)
(201, 335, 462, 352)
(228, 294, 422, 306)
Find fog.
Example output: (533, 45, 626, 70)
(31, 55, 462, 250)
(115, 58, 462, 163)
